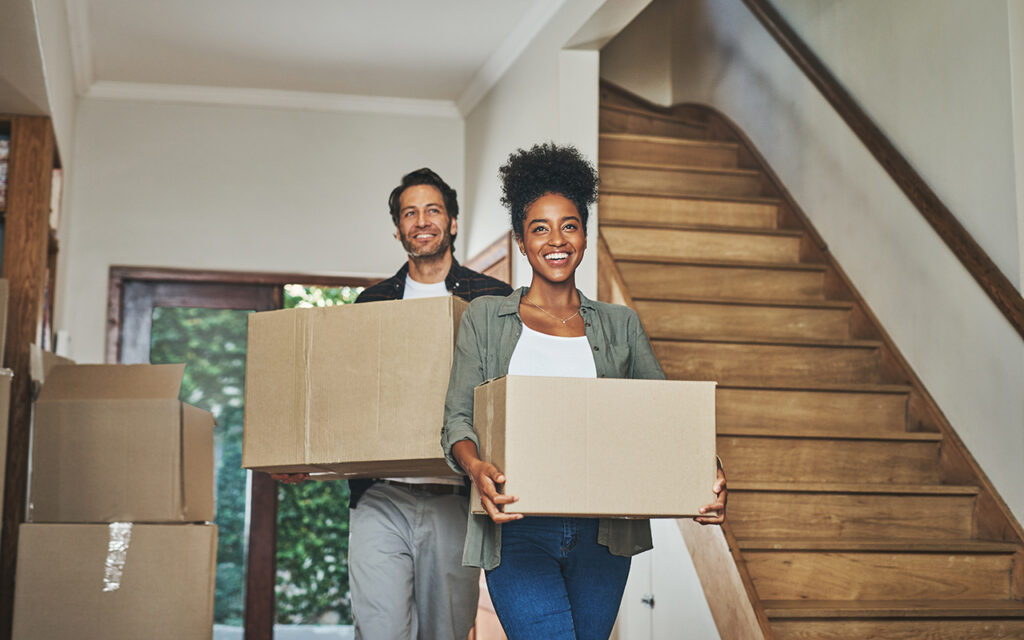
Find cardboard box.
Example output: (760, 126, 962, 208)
(0, 278, 8, 367)
(0, 369, 11, 538)
(471, 376, 717, 518)
(13, 523, 217, 640)
(29, 363, 215, 523)
(243, 296, 467, 477)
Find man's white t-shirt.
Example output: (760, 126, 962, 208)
(387, 274, 463, 486)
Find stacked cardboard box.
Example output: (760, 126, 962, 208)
(13, 362, 218, 640)
(243, 296, 466, 478)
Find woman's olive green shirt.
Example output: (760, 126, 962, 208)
(441, 287, 666, 570)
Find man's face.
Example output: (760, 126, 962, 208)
(396, 184, 457, 258)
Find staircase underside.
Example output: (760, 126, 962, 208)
(598, 82, 1024, 640)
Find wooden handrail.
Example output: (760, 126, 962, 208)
(742, 0, 1024, 341)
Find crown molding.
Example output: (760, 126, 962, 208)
(456, 0, 569, 116)
(85, 81, 462, 118)
(64, 0, 94, 95)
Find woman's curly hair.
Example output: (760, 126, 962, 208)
(499, 142, 599, 238)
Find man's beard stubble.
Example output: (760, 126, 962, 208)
(401, 225, 454, 259)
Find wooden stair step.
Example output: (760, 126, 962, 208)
(716, 384, 910, 435)
(718, 434, 940, 484)
(768, 602, 1024, 640)
(601, 161, 766, 198)
(738, 538, 1020, 553)
(718, 426, 938, 441)
(636, 298, 852, 341)
(602, 219, 802, 236)
(616, 259, 826, 302)
(603, 225, 802, 264)
(600, 104, 707, 138)
(728, 484, 977, 540)
(599, 191, 779, 229)
(746, 548, 1015, 601)
(654, 339, 883, 385)
(634, 294, 849, 309)
(764, 599, 1024, 619)
(599, 132, 740, 168)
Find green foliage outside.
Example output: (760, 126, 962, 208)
(149, 283, 363, 627)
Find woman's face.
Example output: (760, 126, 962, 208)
(517, 193, 587, 285)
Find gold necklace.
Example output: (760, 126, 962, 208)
(523, 296, 581, 325)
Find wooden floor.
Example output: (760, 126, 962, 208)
(598, 84, 1024, 639)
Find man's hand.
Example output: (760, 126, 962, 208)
(271, 472, 310, 485)
(467, 459, 522, 524)
(694, 466, 727, 525)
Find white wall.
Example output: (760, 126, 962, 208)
(461, 0, 651, 296)
(32, 0, 77, 167)
(602, 0, 1024, 524)
(1011, 0, 1024, 287)
(59, 98, 463, 363)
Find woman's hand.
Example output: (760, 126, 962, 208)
(467, 459, 523, 524)
(694, 466, 727, 525)
(452, 439, 522, 524)
(270, 472, 310, 485)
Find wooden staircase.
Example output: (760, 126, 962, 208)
(597, 83, 1024, 640)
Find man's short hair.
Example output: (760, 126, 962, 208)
(388, 168, 460, 226)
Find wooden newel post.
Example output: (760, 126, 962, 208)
(0, 116, 56, 640)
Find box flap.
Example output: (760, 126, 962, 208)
(37, 363, 185, 401)
(0, 279, 8, 367)
(28, 344, 75, 385)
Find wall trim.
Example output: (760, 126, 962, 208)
(84, 81, 462, 118)
(63, 0, 93, 95)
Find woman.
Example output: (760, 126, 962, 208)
(441, 143, 726, 640)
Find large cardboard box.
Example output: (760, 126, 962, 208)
(471, 376, 717, 518)
(13, 523, 217, 640)
(0, 278, 8, 367)
(243, 296, 467, 477)
(29, 363, 215, 523)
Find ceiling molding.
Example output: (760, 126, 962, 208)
(85, 81, 462, 118)
(456, 0, 569, 116)
(64, 0, 93, 95)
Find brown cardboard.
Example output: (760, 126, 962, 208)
(471, 376, 717, 518)
(13, 523, 217, 640)
(0, 279, 8, 367)
(29, 363, 216, 523)
(28, 343, 75, 396)
(0, 369, 11, 539)
(243, 296, 467, 477)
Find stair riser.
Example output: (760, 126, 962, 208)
(718, 436, 941, 484)
(602, 165, 764, 198)
(603, 227, 801, 264)
(747, 551, 1012, 601)
(717, 388, 909, 434)
(600, 137, 739, 168)
(728, 492, 975, 540)
(599, 107, 706, 138)
(654, 341, 882, 385)
(599, 193, 777, 229)
(638, 300, 851, 341)
(772, 619, 1024, 640)
(618, 262, 824, 301)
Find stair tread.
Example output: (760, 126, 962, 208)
(730, 481, 980, 495)
(718, 427, 940, 442)
(601, 158, 762, 177)
(614, 254, 827, 272)
(652, 335, 882, 349)
(634, 294, 854, 310)
(602, 219, 803, 237)
(600, 102, 706, 128)
(599, 188, 782, 206)
(763, 599, 1024, 619)
(738, 538, 1019, 553)
(599, 131, 738, 149)
(716, 381, 910, 392)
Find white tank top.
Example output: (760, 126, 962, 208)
(508, 323, 598, 379)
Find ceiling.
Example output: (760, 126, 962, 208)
(69, 0, 560, 115)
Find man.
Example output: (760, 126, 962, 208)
(276, 168, 512, 639)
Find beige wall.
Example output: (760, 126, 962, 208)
(59, 98, 463, 363)
(602, 0, 1024, 524)
(1011, 0, 1024, 287)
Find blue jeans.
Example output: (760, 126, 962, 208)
(485, 517, 631, 640)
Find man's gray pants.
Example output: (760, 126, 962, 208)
(350, 483, 479, 640)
